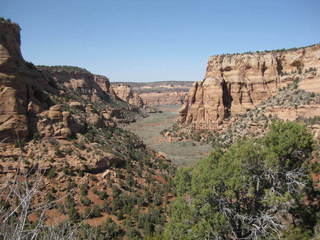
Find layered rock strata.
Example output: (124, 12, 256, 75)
(112, 84, 144, 107)
(0, 20, 53, 141)
(112, 81, 193, 106)
(139, 91, 186, 105)
(179, 44, 320, 129)
(0, 20, 142, 142)
(38, 66, 115, 103)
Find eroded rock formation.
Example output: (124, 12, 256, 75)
(112, 84, 144, 107)
(0, 20, 174, 229)
(0, 20, 52, 141)
(179, 44, 320, 129)
(0, 20, 143, 142)
(38, 66, 115, 103)
(139, 91, 187, 105)
(112, 81, 193, 106)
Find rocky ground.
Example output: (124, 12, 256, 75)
(0, 18, 176, 239)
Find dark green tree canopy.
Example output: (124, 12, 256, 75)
(165, 121, 317, 240)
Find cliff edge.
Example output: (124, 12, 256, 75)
(179, 44, 320, 130)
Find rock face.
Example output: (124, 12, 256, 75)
(38, 66, 115, 103)
(139, 91, 187, 105)
(0, 21, 27, 141)
(93, 74, 117, 97)
(179, 44, 320, 129)
(112, 81, 193, 106)
(0, 20, 143, 142)
(112, 84, 144, 107)
(0, 19, 175, 231)
(0, 20, 51, 142)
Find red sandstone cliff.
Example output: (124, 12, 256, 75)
(0, 20, 53, 141)
(0, 20, 142, 142)
(111, 84, 144, 108)
(112, 81, 193, 106)
(38, 66, 117, 103)
(179, 44, 320, 129)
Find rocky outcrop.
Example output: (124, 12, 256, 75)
(139, 91, 186, 105)
(38, 66, 114, 103)
(112, 84, 144, 107)
(0, 19, 175, 230)
(179, 44, 320, 129)
(0, 19, 51, 142)
(0, 20, 143, 142)
(112, 81, 193, 106)
(37, 105, 73, 139)
(93, 74, 116, 97)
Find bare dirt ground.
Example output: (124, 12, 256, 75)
(126, 105, 212, 166)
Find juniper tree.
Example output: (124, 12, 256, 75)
(164, 121, 317, 240)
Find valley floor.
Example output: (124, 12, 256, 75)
(126, 105, 212, 166)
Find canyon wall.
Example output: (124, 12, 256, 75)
(112, 81, 193, 106)
(139, 91, 186, 105)
(0, 20, 53, 141)
(38, 66, 117, 103)
(179, 44, 320, 129)
(0, 20, 174, 230)
(111, 84, 144, 108)
(0, 20, 142, 142)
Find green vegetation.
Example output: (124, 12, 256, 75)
(216, 43, 320, 57)
(164, 77, 320, 148)
(83, 205, 102, 218)
(37, 65, 91, 75)
(68, 207, 81, 222)
(126, 105, 212, 166)
(47, 168, 57, 179)
(164, 121, 320, 239)
(0, 17, 20, 28)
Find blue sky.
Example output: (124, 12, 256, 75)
(1, 0, 319, 82)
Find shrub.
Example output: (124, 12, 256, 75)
(80, 196, 92, 206)
(80, 183, 88, 196)
(67, 180, 77, 190)
(97, 190, 108, 200)
(164, 121, 317, 240)
(64, 195, 76, 209)
(84, 205, 102, 218)
(68, 207, 80, 222)
(47, 168, 57, 179)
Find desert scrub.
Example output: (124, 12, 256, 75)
(83, 205, 102, 218)
(165, 121, 318, 240)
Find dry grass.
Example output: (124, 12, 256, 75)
(126, 105, 212, 166)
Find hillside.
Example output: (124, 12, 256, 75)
(0, 19, 175, 239)
(1, 16, 320, 240)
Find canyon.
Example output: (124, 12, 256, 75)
(0, 18, 175, 237)
(179, 44, 320, 130)
(1, 16, 320, 240)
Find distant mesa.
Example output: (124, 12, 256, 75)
(111, 81, 193, 106)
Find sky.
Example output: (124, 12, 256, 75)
(1, 0, 319, 82)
